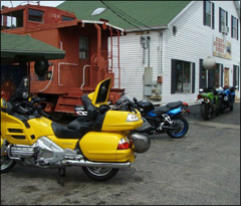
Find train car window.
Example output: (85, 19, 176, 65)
(62, 16, 74, 21)
(28, 9, 44, 22)
(1, 10, 23, 29)
(79, 36, 89, 59)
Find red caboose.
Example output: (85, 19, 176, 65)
(1, 3, 124, 115)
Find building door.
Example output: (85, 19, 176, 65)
(224, 67, 229, 87)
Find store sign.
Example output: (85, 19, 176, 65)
(213, 37, 231, 59)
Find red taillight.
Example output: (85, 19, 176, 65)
(182, 102, 189, 106)
(117, 138, 130, 150)
(197, 94, 202, 99)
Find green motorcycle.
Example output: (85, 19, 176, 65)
(197, 88, 222, 120)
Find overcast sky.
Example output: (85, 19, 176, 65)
(1, 1, 64, 8)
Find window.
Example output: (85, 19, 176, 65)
(79, 36, 89, 59)
(199, 59, 223, 90)
(219, 8, 228, 33)
(1, 10, 23, 29)
(203, 1, 215, 29)
(171, 60, 195, 94)
(28, 9, 44, 22)
(231, 16, 239, 40)
(208, 64, 222, 88)
(62, 16, 75, 21)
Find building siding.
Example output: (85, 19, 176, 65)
(110, 1, 240, 104)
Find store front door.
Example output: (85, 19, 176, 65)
(224, 67, 229, 87)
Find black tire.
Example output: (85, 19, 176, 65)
(1, 143, 16, 173)
(200, 103, 212, 120)
(166, 116, 189, 138)
(229, 104, 233, 111)
(82, 167, 119, 181)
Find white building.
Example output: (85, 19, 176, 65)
(59, 1, 240, 104)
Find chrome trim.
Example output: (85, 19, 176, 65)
(62, 159, 131, 168)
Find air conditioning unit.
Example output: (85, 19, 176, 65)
(221, 25, 229, 35)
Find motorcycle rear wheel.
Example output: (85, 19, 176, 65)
(82, 166, 119, 181)
(166, 116, 189, 138)
(200, 103, 212, 120)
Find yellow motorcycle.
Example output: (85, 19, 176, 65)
(0, 78, 150, 181)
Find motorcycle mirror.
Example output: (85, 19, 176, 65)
(22, 92, 29, 99)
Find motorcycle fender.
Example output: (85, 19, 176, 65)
(79, 132, 134, 162)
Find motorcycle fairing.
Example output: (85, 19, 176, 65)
(88, 78, 111, 108)
(167, 107, 182, 116)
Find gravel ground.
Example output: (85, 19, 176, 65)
(1, 104, 240, 205)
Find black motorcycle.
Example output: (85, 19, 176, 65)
(114, 97, 190, 138)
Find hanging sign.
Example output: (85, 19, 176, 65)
(213, 37, 231, 59)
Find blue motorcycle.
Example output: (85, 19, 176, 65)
(115, 97, 190, 138)
(218, 86, 236, 112)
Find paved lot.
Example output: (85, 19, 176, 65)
(1, 103, 240, 205)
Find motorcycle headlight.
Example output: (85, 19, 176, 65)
(22, 92, 29, 99)
(126, 113, 139, 122)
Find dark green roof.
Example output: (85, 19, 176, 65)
(57, 1, 190, 31)
(1, 32, 65, 60)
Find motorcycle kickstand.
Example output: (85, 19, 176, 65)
(58, 167, 66, 177)
(57, 167, 66, 187)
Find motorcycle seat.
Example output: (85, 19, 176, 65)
(154, 106, 169, 115)
(166, 101, 183, 109)
(51, 118, 93, 139)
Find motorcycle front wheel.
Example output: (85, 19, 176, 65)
(1, 144, 15, 173)
(82, 167, 119, 181)
(166, 116, 189, 138)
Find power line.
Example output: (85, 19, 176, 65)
(100, 1, 152, 31)
(105, 1, 152, 29)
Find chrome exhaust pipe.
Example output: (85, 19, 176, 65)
(62, 159, 131, 168)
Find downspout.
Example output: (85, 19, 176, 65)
(94, 23, 102, 66)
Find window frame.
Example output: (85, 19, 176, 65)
(219, 7, 228, 34)
(171, 59, 195, 94)
(231, 15, 239, 40)
(203, 1, 215, 29)
(61, 15, 75, 22)
(79, 36, 89, 59)
(28, 8, 44, 23)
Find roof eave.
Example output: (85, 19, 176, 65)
(125, 25, 168, 33)
(167, 1, 194, 27)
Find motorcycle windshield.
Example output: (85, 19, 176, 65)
(88, 78, 111, 107)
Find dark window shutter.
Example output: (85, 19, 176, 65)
(221, 64, 224, 87)
(203, 1, 206, 26)
(192, 63, 195, 93)
(233, 65, 236, 87)
(212, 3, 215, 29)
(231, 16, 233, 38)
(219, 7, 221, 32)
(237, 19, 239, 40)
(226, 11, 228, 26)
(238, 66, 240, 90)
(199, 59, 206, 89)
(171, 59, 177, 94)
